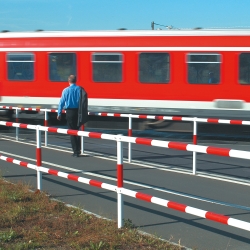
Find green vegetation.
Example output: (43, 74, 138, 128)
(0, 178, 185, 249)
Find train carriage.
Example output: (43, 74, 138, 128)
(1, 29, 250, 120)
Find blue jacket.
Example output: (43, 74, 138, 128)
(58, 84, 80, 116)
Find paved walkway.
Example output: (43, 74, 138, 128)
(1, 134, 250, 249)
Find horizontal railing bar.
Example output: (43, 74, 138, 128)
(2, 105, 250, 125)
(1, 153, 250, 232)
(1, 121, 250, 160)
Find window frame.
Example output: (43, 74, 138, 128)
(138, 52, 170, 84)
(7, 52, 35, 81)
(238, 52, 250, 85)
(187, 53, 221, 84)
(91, 52, 123, 83)
(48, 52, 77, 82)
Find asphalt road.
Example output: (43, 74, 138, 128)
(1, 128, 250, 250)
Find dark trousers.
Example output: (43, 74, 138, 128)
(66, 109, 80, 154)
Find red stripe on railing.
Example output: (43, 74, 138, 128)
(88, 132, 102, 139)
(172, 116, 182, 121)
(100, 113, 108, 116)
(167, 201, 187, 212)
(6, 157, 14, 163)
(206, 147, 231, 157)
(155, 116, 164, 120)
(205, 212, 229, 224)
(114, 113, 121, 117)
(128, 129, 132, 136)
(6, 122, 13, 126)
(230, 120, 243, 125)
(89, 180, 103, 188)
(139, 115, 147, 119)
(48, 169, 59, 176)
(207, 118, 219, 123)
(117, 164, 123, 188)
(193, 135, 197, 145)
(68, 174, 79, 182)
(136, 192, 153, 202)
(20, 124, 28, 129)
(135, 138, 152, 146)
(168, 142, 188, 151)
(20, 161, 28, 167)
(36, 148, 41, 167)
(67, 129, 78, 135)
(47, 127, 58, 133)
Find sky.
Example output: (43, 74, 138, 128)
(1, 0, 250, 32)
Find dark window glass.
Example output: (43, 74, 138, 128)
(92, 53, 122, 82)
(187, 53, 221, 84)
(49, 53, 76, 81)
(189, 54, 219, 62)
(139, 53, 170, 83)
(94, 54, 120, 61)
(239, 53, 250, 84)
(7, 53, 34, 81)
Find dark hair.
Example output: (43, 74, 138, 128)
(68, 75, 76, 83)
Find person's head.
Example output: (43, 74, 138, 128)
(68, 75, 76, 84)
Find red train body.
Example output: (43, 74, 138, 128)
(1, 29, 250, 119)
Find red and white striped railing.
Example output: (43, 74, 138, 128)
(2, 105, 250, 125)
(121, 188, 250, 231)
(1, 106, 250, 172)
(1, 119, 250, 177)
(1, 152, 250, 231)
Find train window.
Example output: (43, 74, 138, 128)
(139, 53, 169, 83)
(187, 53, 221, 84)
(239, 53, 250, 84)
(7, 53, 34, 81)
(92, 53, 122, 82)
(49, 53, 76, 81)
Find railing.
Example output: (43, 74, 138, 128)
(1, 105, 250, 175)
(1, 120, 250, 231)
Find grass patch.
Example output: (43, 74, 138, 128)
(0, 178, 185, 249)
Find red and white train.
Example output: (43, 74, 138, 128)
(1, 29, 250, 119)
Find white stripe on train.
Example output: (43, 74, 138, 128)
(2, 46, 250, 52)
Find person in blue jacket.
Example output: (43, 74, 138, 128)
(57, 75, 88, 157)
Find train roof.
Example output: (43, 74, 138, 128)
(2, 29, 250, 38)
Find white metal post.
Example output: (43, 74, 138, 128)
(128, 115, 132, 163)
(15, 108, 19, 141)
(117, 134, 124, 228)
(193, 118, 197, 175)
(44, 110, 48, 147)
(36, 125, 42, 190)
(81, 125, 84, 154)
